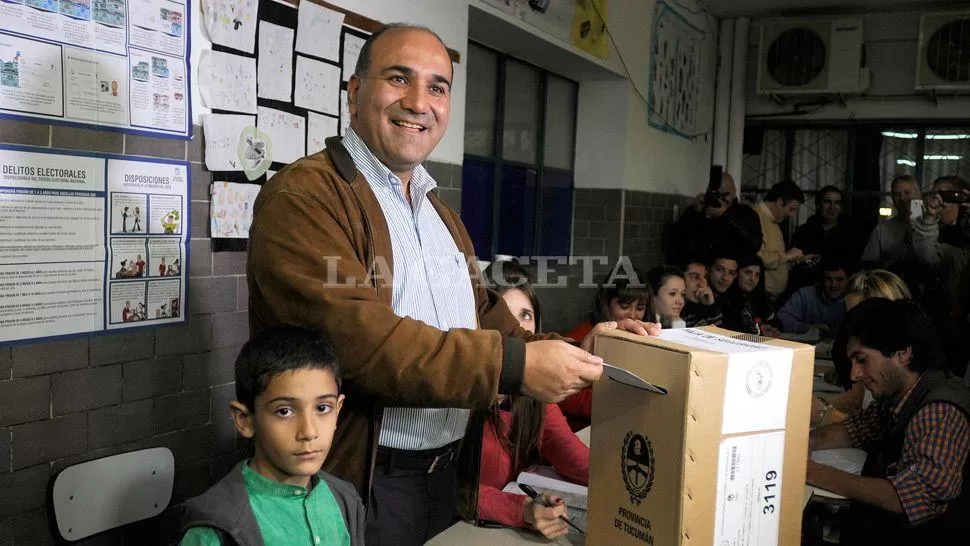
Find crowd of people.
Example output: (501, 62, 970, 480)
(173, 23, 969, 546)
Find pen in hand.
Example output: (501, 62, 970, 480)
(518, 483, 585, 535)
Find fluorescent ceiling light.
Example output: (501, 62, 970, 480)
(896, 159, 917, 166)
(881, 131, 918, 139)
(926, 134, 969, 140)
(924, 155, 963, 160)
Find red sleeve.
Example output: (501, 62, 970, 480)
(557, 387, 592, 432)
(539, 404, 590, 485)
(477, 412, 530, 528)
(476, 483, 530, 528)
(565, 322, 594, 341)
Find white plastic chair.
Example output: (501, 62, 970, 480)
(50, 447, 175, 542)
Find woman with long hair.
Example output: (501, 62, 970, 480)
(477, 261, 589, 539)
(645, 265, 686, 328)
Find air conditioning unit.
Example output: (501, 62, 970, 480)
(757, 18, 869, 95)
(915, 11, 970, 92)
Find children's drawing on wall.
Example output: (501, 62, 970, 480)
(210, 181, 261, 238)
(202, 0, 259, 53)
(111, 193, 148, 234)
(647, 1, 705, 139)
(237, 126, 272, 180)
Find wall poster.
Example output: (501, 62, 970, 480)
(0, 144, 190, 344)
(0, 0, 191, 138)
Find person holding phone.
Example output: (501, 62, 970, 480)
(862, 174, 922, 269)
(910, 175, 970, 378)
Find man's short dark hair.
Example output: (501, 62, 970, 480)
(235, 325, 341, 412)
(820, 256, 847, 275)
(765, 180, 805, 204)
(890, 174, 918, 192)
(932, 175, 970, 192)
(354, 23, 450, 77)
(814, 185, 842, 209)
(843, 299, 946, 375)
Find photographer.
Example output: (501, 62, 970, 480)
(910, 175, 970, 377)
(664, 173, 762, 268)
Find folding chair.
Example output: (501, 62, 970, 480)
(50, 447, 175, 542)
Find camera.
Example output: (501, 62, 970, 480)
(938, 189, 970, 205)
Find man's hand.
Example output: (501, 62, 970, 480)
(692, 193, 705, 212)
(580, 319, 662, 353)
(923, 192, 943, 221)
(704, 198, 729, 219)
(522, 341, 603, 403)
(785, 248, 805, 263)
(760, 324, 781, 338)
(696, 284, 715, 305)
(523, 493, 569, 539)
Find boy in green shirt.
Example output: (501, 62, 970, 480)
(179, 326, 365, 545)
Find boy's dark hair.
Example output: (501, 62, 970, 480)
(765, 180, 805, 204)
(814, 185, 842, 209)
(235, 325, 341, 412)
(843, 298, 946, 375)
(354, 23, 450, 77)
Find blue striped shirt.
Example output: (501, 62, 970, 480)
(342, 129, 478, 450)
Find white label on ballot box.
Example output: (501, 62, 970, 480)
(722, 350, 792, 434)
(659, 328, 793, 434)
(715, 431, 786, 546)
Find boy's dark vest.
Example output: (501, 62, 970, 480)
(842, 370, 970, 546)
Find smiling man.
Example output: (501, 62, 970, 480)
(246, 24, 658, 546)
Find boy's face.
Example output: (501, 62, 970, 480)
(231, 368, 344, 487)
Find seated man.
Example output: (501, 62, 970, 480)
(776, 258, 848, 335)
(180, 326, 365, 545)
(681, 259, 722, 327)
(708, 253, 738, 303)
(807, 299, 970, 546)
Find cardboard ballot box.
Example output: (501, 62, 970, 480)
(588, 327, 814, 546)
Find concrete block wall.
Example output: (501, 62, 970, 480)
(0, 119, 248, 546)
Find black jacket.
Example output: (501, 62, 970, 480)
(665, 202, 762, 266)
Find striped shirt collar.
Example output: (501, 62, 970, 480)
(342, 127, 437, 195)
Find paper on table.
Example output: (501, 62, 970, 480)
(198, 50, 257, 114)
(294, 56, 340, 115)
(295, 1, 343, 61)
(602, 363, 667, 395)
(201, 0, 259, 53)
(342, 33, 366, 81)
(256, 107, 305, 165)
(266, 170, 276, 180)
(502, 468, 588, 533)
(202, 114, 255, 171)
(257, 21, 295, 102)
(502, 469, 588, 510)
(307, 112, 338, 155)
(339, 90, 351, 136)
